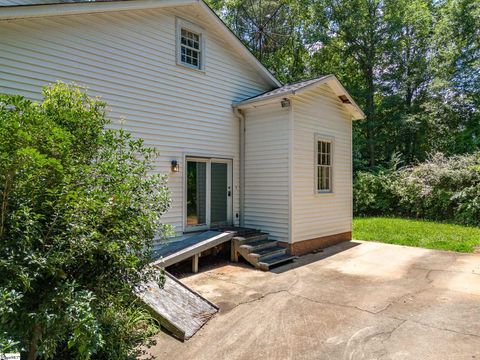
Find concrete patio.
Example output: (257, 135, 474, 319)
(147, 240, 480, 360)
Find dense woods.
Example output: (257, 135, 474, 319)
(208, 0, 479, 171)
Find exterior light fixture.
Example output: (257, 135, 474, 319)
(281, 98, 291, 108)
(171, 160, 179, 172)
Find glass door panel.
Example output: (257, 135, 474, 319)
(185, 158, 232, 232)
(210, 162, 228, 226)
(186, 160, 207, 229)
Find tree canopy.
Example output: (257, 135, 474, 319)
(208, 0, 480, 170)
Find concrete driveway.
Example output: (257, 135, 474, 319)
(147, 241, 480, 360)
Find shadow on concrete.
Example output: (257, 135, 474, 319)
(167, 241, 362, 278)
(270, 240, 362, 274)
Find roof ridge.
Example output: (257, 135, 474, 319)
(282, 75, 329, 87)
(235, 74, 331, 105)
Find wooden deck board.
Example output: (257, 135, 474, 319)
(152, 231, 234, 268)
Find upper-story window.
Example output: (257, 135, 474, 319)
(177, 18, 204, 71)
(180, 29, 201, 68)
(316, 136, 333, 193)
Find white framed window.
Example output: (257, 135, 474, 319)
(176, 18, 204, 71)
(315, 135, 333, 193)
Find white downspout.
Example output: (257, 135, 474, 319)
(233, 107, 246, 227)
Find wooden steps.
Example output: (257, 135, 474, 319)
(231, 230, 297, 271)
(258, 253, 298, 271)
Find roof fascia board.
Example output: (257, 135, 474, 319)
(197, 1, 280, 87)
(0, 0, 196, 20)
(233, 91, 293, 109)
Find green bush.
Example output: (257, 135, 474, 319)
(354, 152, 480, 226)
(0, 83, 171, 359)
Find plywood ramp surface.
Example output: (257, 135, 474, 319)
(137, 271, 218, 341)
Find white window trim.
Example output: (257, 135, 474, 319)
(314, 134, 334, 195)
(176, 17, 206, 72)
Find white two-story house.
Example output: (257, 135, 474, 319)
(0, 0, 364, 262)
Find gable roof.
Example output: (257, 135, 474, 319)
(0, 0, 281, 88)
(233, 74, 365, 120)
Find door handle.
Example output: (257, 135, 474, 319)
(228, 191, 231, 197)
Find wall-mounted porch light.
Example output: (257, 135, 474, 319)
(281, 98, 291, 108)
(171, 160, 179, 172)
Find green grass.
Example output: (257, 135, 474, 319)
(353, 217, 480, 253)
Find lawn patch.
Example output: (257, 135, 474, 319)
(353, 217, 480, 252)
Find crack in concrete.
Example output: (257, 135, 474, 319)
(200, 268, 301, 312)
(387, 315, 480, 339)
(285, 290, 480, 340)
(381, 319, 407, 343)
(195, 266, 480, 342)
(412, 266, 480, 276)
(307, 291, 480, 338)
(288, 290, 382, 315)
(372, 269, 436, 315)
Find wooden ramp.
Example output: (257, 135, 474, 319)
(138, 230, 236, 341)
(139, 229, 286, 341)
(152, 230, 234, 271)
(137, 271, 218, 341)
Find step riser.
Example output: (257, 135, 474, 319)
(258, 249, 287, 261)
(249, 247, 286, 259)
(258, 256, 298, 271)
(233, 234, 269, 245)
(240, 241, 278, 252)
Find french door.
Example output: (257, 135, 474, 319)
(185, 157, 233, 232)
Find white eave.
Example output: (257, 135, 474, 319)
(0, 0, 195, 19)
(233, 74, 365, 120)
(0, 0, 281, 88)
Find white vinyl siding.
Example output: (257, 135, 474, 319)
(0, 5, 272, 235)
(244, 103, 290, 242)
(292, 85, 353, 243)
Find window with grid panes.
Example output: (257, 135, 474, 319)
(180, 28, 201, 69)
(316, 140, 332, 192)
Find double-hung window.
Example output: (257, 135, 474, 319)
(316, 137, 333, 193)
(177, 18, 204, 71)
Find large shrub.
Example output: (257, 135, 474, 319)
(354, 152, 480, 226)
(0, 83, 171, 359)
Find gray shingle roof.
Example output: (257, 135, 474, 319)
(235, 75, 331, 106)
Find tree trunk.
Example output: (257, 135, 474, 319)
(365, 66, 376, 168)
(0, 172, 12, 238)
(27, 324, 42, 360)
